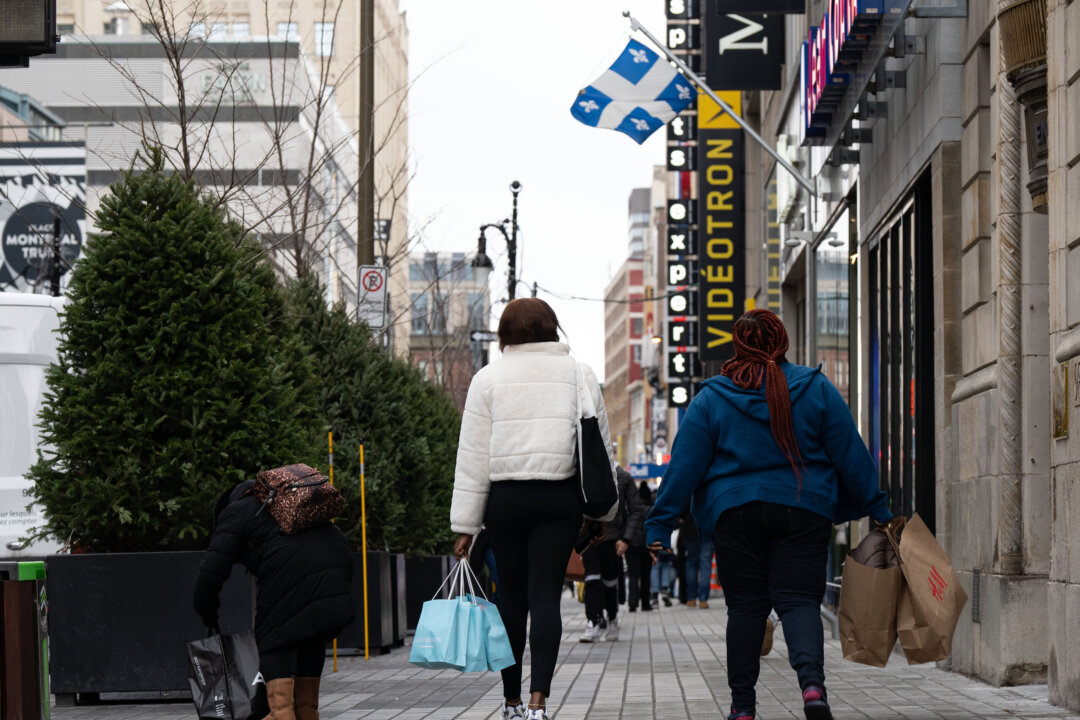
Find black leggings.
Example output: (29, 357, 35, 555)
(260, 636, 327, 681)
(485, 477, 582, 699)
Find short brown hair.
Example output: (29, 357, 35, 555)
(497, 298, 560, 350)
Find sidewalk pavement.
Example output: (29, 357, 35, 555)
(53, 592, 1080, 720)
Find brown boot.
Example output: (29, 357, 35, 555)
(265, 677, 296, 720)
(760, 617, 775, 656)
(294, 677, 321, 720)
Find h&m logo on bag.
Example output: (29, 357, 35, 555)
(928, 566, 948, 602)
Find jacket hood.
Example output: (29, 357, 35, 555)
(697, 362, 821, 422)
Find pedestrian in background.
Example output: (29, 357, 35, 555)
(193, 476, 354, 720)
(682, 513, 715, 609)
(625, 478, 653, 611)
(450, 298, 617, 720)
(674, 517, 688, 605)
(579, 465, 645, 642)
(645, 309, 892, 720)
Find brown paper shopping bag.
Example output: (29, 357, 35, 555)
(837, 519, 905, 667)
(890, 513, 968, 664)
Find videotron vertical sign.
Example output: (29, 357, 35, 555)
(697, 91, 745, 363)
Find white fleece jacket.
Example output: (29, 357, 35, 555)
(450, 341, 616, 535)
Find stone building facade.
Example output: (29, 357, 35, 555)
(407, 251, 491, 412)
(728, 0, 1074, 707)
(603, 255, 645, 466)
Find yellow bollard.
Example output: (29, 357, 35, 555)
(360, 444, 370, 660)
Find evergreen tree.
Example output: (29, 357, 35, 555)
(27, 147, 312, 551)
(283, 277, 458, 555)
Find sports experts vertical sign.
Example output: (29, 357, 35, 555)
(697, 129, 745, 363)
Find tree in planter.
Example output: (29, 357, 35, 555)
(284, 276, 459, 555)
(27, 147, 313, 552)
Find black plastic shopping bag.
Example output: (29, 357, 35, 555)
(187, 630, 268, 720)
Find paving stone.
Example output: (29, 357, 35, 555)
(50, 592, 1080, 719)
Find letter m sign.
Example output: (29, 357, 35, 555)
(705, 5, 784, 91)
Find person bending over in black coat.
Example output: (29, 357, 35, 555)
(193, 478, 354, 720)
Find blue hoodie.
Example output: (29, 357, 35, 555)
(645, 363, 892, 548)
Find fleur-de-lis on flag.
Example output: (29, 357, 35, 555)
(569, 38, 695, 144)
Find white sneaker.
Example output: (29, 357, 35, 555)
(604, 617, 619, 642)
(500, 700, 526, 719)
(524, 709, 550, 720)
(579, 620, 600, 643)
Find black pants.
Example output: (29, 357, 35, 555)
(626, 546, 652, 610)
(260, 636, 327, 681)
(582, 540, 619, 624)
(485, 478, 582, 698)
(711, 501, 831, 712)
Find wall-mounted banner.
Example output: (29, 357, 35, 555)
(666, 0, 700, 19)
(668, 320, 698, 347)
(667, 258, 698, 287)
(669, 382, 694, 407)
(667, 227, 698, 256)
(667, 113, 697, 143)
(765, 172, 782, 312)
(667, 22, 701, 52)
(704, 11, 785, 90)
(0, 142, 86, 291)
(710, 0, 804, 11)
(667, 198, 696, 226)
(800, 0, 908, 146)
(697, 128, 745, 363)
(667, 146, 697, 171)
(667, 287, 697, 317)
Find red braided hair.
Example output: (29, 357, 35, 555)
(720, 309, 805, 495)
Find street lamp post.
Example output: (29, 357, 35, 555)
(477, 180, 522, 301)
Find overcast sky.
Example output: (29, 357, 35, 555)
(399, 0, 668, 381)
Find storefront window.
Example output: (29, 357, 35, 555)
(867, 172, 935, 527)
(813, 208, 854, 407)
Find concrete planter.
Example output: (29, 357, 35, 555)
(46, 552, 253, 702)
(404, 555, 453, 631)
(333, 551, 395, 655)
(388, 553, 406, 647)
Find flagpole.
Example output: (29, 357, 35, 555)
(623, 11, 817, 196)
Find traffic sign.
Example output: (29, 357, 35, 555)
(470, 330, 498, 343)
(357, 265, 387, 329)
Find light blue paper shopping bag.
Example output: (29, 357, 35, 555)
(458, 560, 514, 672)
(409, 560, 515, 672)
(408, 591, 474, 669)
(473, 595, 515, 672)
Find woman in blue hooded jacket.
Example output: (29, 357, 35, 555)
(645, 309, 891, 720)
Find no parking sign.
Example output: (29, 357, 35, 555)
(358, 265, 387, 329)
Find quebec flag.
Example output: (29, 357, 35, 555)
(570, 39, 694, 145)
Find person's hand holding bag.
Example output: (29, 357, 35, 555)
(454, 533, 473, 559)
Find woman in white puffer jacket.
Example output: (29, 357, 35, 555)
(451, 298, 615, 720)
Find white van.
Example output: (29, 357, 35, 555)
(0, 292, 63, 557)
